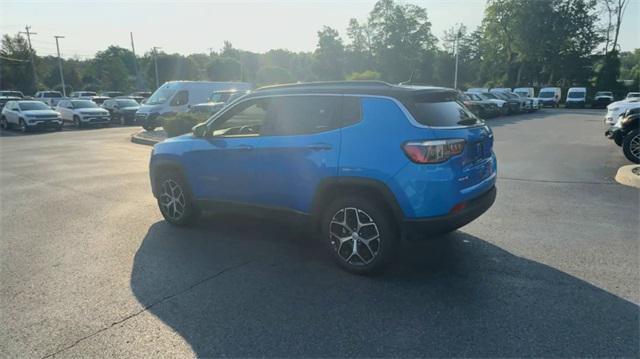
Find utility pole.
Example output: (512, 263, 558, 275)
(54, 35, 66, 96)
(453, 25, 462, 90)
(130, 32, 142, 91)
(19, 26, 38, 90)
(152, 47, 162, 89)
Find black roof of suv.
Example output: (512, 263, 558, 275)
(251, 81, 456, 101)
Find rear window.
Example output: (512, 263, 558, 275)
(405, 93, 481, 127)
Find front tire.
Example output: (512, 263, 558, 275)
(156, 171, 200, 226)
(19, 119, 29, 133)
(73, 115, 83, 129)
(622, 130, 640, 164)
(321, 196, 398, 274)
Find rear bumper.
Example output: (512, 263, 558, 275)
(402, 186, 496, 240)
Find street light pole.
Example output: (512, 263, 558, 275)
(54, 35, 66, 97)
(130, 32, 142, 91)
(152, 47, 162, 89)
(453, 25, 462, 90)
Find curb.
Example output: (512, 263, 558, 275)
(130, 133, 159, 146)
(614, 165, 640, 189)
(130, 129, 166, 146)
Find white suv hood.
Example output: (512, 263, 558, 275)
(23, 109, 60, 117)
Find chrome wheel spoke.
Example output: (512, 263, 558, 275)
(631, 135, 640, 157)
(160, 179, 185, 221)
(329, 206, 381, 266)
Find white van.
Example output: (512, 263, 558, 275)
(565, 87, 587, 108)
(538, 87, 561, 107)
(490, 87, 512, 93)
(137, 81, 252, 130)
(467, 87, 489, 93)
(513, 87, 534, 98)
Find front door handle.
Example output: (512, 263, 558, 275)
(307, 143, 332, 151)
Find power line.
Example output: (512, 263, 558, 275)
(18, 25, 38, 88)
(0, 55, 29, 62)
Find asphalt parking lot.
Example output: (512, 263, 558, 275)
(1, 109, 638, 358)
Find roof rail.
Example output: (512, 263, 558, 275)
(256, 80, 392, 91)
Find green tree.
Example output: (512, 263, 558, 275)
(256, 66, 293, 85)
(367, 0, 437, 83)
(346, 70, 381, 80)
(0, 34, 37, 94)
(206, 57, 242, 81)
(313, 26, 345, 80)
(143, 51, 199, 88)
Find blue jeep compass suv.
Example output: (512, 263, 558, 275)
(149, 81, 497, 273)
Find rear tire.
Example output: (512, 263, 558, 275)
(156, 170, 200, 226)
(0, 116, 7, 129)
(320, 196, 398, 274)
(622, 130, 640, 164)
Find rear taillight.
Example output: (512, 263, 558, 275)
(402, 139, 466, 164)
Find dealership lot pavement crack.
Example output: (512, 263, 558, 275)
(40, 260, 254, 359)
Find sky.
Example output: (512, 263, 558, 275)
(1, 0, 639, 59)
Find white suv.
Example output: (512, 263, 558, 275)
(605, 98, 640, 126)
(0, 100, 63, 132)
(34, 91, 64, 108)
(56, 99, 111, 128)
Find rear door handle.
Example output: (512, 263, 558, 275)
(306, 143, 332, 151)
(235, 144, 253, 151)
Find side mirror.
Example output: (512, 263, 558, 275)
(113, 105, 119, 109)
(192, 122, 209, 137)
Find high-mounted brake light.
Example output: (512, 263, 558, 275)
(402, 139, 466, 164)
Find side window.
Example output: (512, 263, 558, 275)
(341, 97, 362, 127)
(262, 96, 340, 136)
(104, 100, 113, 108)
(212, 98, 269, 137)
(170, 90, 189, 106)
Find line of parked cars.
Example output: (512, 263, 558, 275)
(0, 83, 256, 133)
(0, 90, 150, 132)
(463, 87, 542, 118)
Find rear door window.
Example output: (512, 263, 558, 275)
(405, 93, 482, 127)
(262, 96, 340, 136)
(341, 97, 362, 127)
